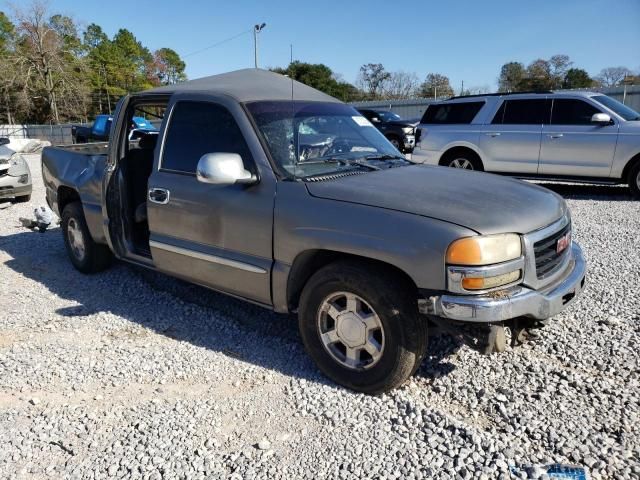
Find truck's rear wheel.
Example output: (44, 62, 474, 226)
(629, 161, 640, 199)
(62, 202, 112, 273)
(298, 261, 427, 394)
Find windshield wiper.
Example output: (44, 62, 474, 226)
(298, 157, 380, 171)
(364, 154, 406, 161)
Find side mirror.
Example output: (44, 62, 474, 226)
(196, 153, 257, 186)
(0, 137, 9, 146)
(591, 113, 612, 125)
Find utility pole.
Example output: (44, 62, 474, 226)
(253, 23, 266, 68)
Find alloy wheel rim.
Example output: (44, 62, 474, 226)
(636, 170, 640, 190)
(67, 218, 86, 261)
(449, 158, 473, 169)
(316, 291, 385, 370)
(390, 138, 400, 148)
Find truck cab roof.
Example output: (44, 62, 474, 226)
(143, 68, 341, 104)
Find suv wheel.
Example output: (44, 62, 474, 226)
(629, 161, 640, 199)
(62, 202, 112, 273)
(442, 152, 483, 171)
(298, 261, 428, 394)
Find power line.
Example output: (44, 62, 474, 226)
(182, 29, 252, 59)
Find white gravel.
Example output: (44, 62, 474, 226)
(0, 155, 638, 479)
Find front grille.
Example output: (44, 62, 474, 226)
(534, 223, 571, 279)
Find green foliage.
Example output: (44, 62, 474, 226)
(0, 3, 188, 123)
(0, 11, 14, 54)
(271, 61, 361, 102)
(563, 68, 593, 89)
(498, 62, 526, 92)
(496, 56, 629, 92)
(419, 73, 453, 98)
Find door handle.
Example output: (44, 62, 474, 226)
(148, 187, 170, 205)
(548, 133, 564, 139)
(485, 132, 501, 137)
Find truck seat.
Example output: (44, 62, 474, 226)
(127, 133, 158, 223)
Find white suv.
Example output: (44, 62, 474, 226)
(415, 91, 640, 197)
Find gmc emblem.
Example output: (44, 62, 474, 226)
(557, 231, 571, 254)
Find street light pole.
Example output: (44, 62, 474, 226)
(253, 23, 266, 68)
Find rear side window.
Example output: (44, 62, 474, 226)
(162, 101, 253, 174)
(421, 102, 484, 124)
(492, 99, 551, 125)
(551, 99, 601, 125)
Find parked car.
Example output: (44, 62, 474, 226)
(357, 108, 418, 153)
(416, 91, 640, 197)
(72, 115, 157, 143)
(0, 137, 32, 202)
(42, 69, 586, 393)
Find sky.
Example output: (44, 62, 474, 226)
(9, 0, 640, 91)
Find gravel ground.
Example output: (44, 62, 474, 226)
(0, 154, 638, 479)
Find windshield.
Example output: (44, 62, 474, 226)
(247, 101, 406, 179)
(376, 111, 402, 122)
(592, 95, 640, 121)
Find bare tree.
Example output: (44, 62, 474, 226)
(596, 66, 633, 87)
(11, 1, 86, 122)
(382, 71, 419, 99)
(356, 63, 391, 98)
(549, 54, 573, 88)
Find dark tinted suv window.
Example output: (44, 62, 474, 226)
(492, 99, 550, 125)
(551, 99, 600, 125)
(421, 102, 484, 124)
(162, 101, 252, 174)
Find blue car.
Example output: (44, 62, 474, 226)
(72, 115, 158, 143)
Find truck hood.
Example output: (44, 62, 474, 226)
(305, 165, 566, 235)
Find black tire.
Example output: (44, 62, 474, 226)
(441, 151, 483, 171)
(13, 194, 31, 203)
(298, 261, 428, 394)
(628, 161, 640, 199)
(386, 135, 402, 152)
(61, 202, 112, 273)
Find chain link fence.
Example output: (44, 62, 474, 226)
(0, 123, 90, 145)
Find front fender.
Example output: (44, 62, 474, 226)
(272, 182, 475, 312)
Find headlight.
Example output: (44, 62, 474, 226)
(10, 155, 26, 167)
(446, 233, 521, 265)
(446, 234, 523, 293)
(402, 127, 414, 134)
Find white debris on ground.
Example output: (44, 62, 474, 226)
(0, 155, 638, 479)
(19, 205, 55, 232)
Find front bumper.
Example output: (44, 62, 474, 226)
(0, 171, 32, 199)
(421, 243, 586, 323)
(403, 135, 415, 149)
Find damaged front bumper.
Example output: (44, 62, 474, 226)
(0, 155, 32, 199)
(420, 243, 586, 323)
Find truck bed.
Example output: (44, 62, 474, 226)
(42, 142, 110, 242)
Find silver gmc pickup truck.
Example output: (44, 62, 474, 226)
(42, 69, 586, 393)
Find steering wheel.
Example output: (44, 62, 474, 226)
(326, 139, 351, 156)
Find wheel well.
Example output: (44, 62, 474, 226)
(57, 186, 81, 215)
(286, 250, 418, 311)
(439, 146, 482, 167)
(621, 153, 640, 182)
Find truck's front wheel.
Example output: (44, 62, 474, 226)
(298, 261, 427, 394)
(62, 202, 112, 273)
